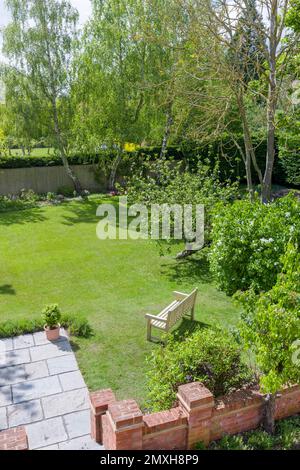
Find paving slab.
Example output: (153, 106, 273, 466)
(7, 399, 43, 427)
(0, 331, 102, 450)
(63, 410, 90, 439)
(0, 338, 13, 352)
(24, 361, 49, 381)
(38, 444, 59, 450)
(12, 375, 62, 404)
(0, 385, 12, 406)
(0, 348, 31, 368)
(26, 416, 68, 449)
(58, 435, 103, 450)
(33, 329, 68, 346)
(42, 388, 89, 419)
(0, 406, 8, 430)
(47, 354, 78, 375)
(13, 334, 35, 350)
(0, 364, 26, 387)
(59, 371, 86, 392)
(30, 341, 72, 362)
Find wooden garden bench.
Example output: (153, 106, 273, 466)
(145, 288, 198, 342)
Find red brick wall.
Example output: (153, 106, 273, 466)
(0, 427, 28, 451)
(90, 382, 300, 450)
(143, 407, 187, 450)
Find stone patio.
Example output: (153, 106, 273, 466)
(0, 330, 103, 450)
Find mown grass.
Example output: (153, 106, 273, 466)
(9, 147, 54, 157)
(0, 195, 241, 404)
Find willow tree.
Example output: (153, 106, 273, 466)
(2, 0, 82, 192)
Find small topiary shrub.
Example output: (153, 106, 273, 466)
(209, 193, 300, 295)
(146, 327, 254, 412)
(42, 304, 61, 329)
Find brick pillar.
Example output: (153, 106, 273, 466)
(177, 382, 214, 448)
(0, 427, 28, 450)
(90, 389, 116, 445)
(103, 399, 144, 450)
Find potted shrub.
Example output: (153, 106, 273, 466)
(42, 304, 61, 341)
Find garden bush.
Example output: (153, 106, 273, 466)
(57, 186, 75, 197)
(146, 328, 254, 412)
(209, 192, 300, 295)
(120, 157, 239, 252)
(237, 243, 300, 395)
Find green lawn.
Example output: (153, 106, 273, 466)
(10, 147, 54, 157)
(0, 195, 241, 404)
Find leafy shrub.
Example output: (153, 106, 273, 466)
(238, 243, 300, 394)
(146, 328, 254, 412)
(42, 304, 61, 329)
(19, 188, 39, 202)
(57, 186, 75, 197)
(0, 313, 92, 338)
(0, 194, 37, 212)
(120, 158, 239, 251)
(211, 434, 248, 450)
(210, 193, 300, 295)
(275, 416, 300, 450)
(46, 192, 56, 201)
(246, 430, 275, 450)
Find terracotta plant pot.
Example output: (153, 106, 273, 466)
(44, 324, 61, 341)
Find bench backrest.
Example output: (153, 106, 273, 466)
(167, 288, 198, 329)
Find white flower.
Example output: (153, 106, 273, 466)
(260, 237, 274, 244)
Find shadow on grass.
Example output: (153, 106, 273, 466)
(172, 318, 211, 340)
(0, 284, 16, 295)
(0, 207, 47, 226)
(161, 252, 213, 284)
(69, 340, 81, 352)
(61, 197, 119, 226)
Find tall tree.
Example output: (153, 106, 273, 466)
(182, 0, 298, 201)
(2, 0, 82, 192)
(73, 0, 149, 190)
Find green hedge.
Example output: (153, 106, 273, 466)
(0, 136, 299, 188)
(0, 153, 101, 169)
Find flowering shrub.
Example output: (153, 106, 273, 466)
(209, 193, 300, 295)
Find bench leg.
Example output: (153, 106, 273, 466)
(191, 306, 195, 322)
(147, 321, 152, 342)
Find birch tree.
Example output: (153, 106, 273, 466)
(2, 0, 82, 192)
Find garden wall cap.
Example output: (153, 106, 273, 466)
(178, 382, 214, 409)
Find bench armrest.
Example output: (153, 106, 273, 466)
(173, 291, 188, 300)
(145, 313, 167, 323)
